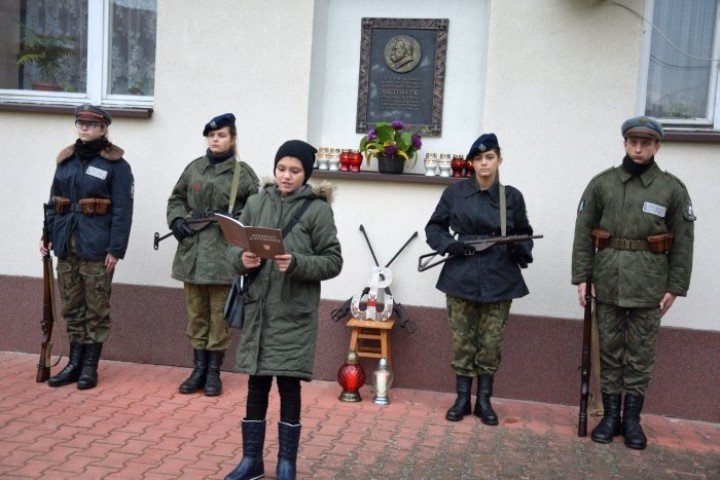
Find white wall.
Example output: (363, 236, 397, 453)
(0, 0, 717, 331)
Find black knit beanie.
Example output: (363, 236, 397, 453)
(274, 140, 317, 184)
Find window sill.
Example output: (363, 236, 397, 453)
(0, 102, 153, 119)
(663, 130, 720, 143)
(312, 169, 463, 185)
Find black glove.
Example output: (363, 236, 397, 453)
(446, 241, 468, 257)
(508, 244, 530, 269)
(171, 218, 194, 242)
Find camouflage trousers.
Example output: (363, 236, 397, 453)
(595, 301, 662, 396)
(183, 283, 230, 351)
(446, 295, 512, 377)
(56, 255, 114, 344)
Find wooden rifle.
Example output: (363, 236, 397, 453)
(37, 204, 57, 382)
(417, 234, 543, 272)
(577, 270, 593, 437)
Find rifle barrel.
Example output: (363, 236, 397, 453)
(38, 205, 55, 383)
(418, 234, 543, 272)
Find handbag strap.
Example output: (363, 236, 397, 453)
(282, 197, 315, 238)
(249, 197, 315, 279)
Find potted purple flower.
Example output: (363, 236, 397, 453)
(359, 120, 422, 174)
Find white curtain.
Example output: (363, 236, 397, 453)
(645, 0, 718, 122)
(108, 0, 156, 96)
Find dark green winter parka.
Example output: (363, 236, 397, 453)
(228, 181, 343, 380)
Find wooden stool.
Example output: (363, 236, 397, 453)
(346, 318, 395, 368)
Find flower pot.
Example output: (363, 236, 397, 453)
(377, 155, 405, 174)
(31, 82, 63, 91)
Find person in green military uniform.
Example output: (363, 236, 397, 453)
(572, 116, 695, 450)
(167, 113, 259, 397)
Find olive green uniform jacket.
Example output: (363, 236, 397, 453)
(167, 155, 259, 284)
(228, 182, 343, 380)
(571, 161, 695, 308)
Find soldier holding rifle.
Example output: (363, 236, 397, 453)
(39, 105, 134, 390)
(167, 113, 259, 397)
(571, 116, 695, 449)
(425, 133, 535, 425)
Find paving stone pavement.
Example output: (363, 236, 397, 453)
(0, 351, 718, 479)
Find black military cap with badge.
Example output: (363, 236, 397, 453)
(203, 113, 236, 136)
(75, 104, 112, 126)
(621, 115, 664, 140)
(466, 133, 500, 160)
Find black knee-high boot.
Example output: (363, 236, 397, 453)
(204, 350, 224, 396)
(474, 374, 499, 425)
(179, 349, 207, 394)
(446, 375, 472, 421)
(48, 341, 84, 387)
(591, 392, 622, 443)
(622, 394, 647, 450)
(77, 342, 103, 390)
(224, 419, 266, 480)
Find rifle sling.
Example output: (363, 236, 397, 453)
(228, 156, 242, 214)
(499, 183, 506, 236)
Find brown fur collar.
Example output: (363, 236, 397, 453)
(56, 143, 125, 164)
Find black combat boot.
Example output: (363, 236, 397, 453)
(77, 342, 103, 390)
(204, 350, 224, 397)
(179, 349, 208, 394)
(622, 394, 647, 450)
(276, 421, 301, 480)
(445, 375, 472, 421)
(591, 392, 622, 443)
(48, 342, 84, 387)
(474, 374, 499, 426)
(224, 419, 266, 480)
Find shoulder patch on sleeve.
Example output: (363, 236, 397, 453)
(684, 201, 696, 221)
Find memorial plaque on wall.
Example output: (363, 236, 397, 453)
(356, 18, 448, 137)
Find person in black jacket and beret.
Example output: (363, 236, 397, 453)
(425, 133, 534, 425)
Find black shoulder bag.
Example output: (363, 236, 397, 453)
(224, 197, 316, 329)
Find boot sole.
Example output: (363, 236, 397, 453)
(445, 414, 466, 422)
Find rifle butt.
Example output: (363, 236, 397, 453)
(36, 342, 52, 382)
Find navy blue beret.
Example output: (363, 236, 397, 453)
(621, 116, 664, 140)
(203, 113, 236, 136)
(466, 133, 499, 160)
(75, 104, 112, 125)
(275, 140, 318, 184)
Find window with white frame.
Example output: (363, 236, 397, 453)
(0, 0, 156, 107)
(642, 0, 720, 129)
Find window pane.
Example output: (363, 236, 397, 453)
(645, 0, 718, 121)
(0, 0, 87, 92)
(108, 0, 156, 96)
